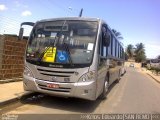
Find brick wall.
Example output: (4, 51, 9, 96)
(0, 35, 27, 80)
(0, 35, 4, 69)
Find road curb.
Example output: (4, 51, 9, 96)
(0, 78, 23, 84)
(147, 73, 160, 84)
(0, 92, 35, 108)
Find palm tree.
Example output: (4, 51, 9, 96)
(112, 29, 123, 40)
(126, 44, 134, 59)
(135, 43, 145, 54)
(135, 43, 146, 62)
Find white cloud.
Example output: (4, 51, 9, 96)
(0, 4, 7, 11)
(21, 10, 32, 16)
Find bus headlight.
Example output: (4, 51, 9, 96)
(79, 71, 96, 82)
(24, 67, 34, 77)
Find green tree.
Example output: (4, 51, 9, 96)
(126, 44, 134, 59)
(112, 29, 123, 40)
(135, 43, 146, 62)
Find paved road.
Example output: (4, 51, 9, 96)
(3, 67, 160, 114)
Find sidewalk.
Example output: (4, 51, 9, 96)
(141, 68, 160, 84)
(0, 81, 32, 107)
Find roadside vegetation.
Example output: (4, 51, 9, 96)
(147, 66, 160, 75)
(145, 55, 160, 75)
(112, 30, 159, 75)
(125, 43, 160, 75)
(126, 43, 146, 62)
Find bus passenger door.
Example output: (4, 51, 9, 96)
(97, 25, 109, 97)
(97, 56, 108, 97)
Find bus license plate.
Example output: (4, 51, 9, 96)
(47, 83, 59, 89)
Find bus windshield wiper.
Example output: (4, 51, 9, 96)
(62, 42, 73, 66)
(38, 46, 50, 61)
(38, 40, 56, 61)
(57, 21, 74, 66)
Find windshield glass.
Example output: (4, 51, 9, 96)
(26, 20, 98, 67)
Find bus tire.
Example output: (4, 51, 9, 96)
(99, 76, 109, 100)
(116, 70, 121, 83)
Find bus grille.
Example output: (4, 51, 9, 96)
(37, 68, 75, 77)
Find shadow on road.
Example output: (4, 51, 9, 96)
(19, 81, 119, 113)
(20, 93, 102, 113)
(11, 77, 121, 114)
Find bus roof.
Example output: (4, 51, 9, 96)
(37, 17, 101, 23)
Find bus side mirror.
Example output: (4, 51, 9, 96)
(18, 22, 35, 40)
(18, 27, 24, 40)
(103, 32, 110, 47)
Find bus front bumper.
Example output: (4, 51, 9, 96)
(23, 75, 97, 101)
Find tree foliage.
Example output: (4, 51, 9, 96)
(126, 44, 134, 59)
(134, 43, 146, 62)
(125, 43, 146, 62)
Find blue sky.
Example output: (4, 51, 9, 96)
(0, 0, 160, 58)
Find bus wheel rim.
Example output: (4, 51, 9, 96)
(105, 81, 108, 93)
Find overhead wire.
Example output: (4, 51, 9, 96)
(0, 0, 79, 35)
(47, 0, 79, 13)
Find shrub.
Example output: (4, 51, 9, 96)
(151, 67, 160, 75)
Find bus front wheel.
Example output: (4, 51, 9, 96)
(100, 77, 109, 100)
(116, 70, 121, 83)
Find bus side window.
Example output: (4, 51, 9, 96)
(101, 26, 111, 57)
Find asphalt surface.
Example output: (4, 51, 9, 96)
(2, 67, 160, 114)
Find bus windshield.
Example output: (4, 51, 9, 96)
(26, 20, 98, 67)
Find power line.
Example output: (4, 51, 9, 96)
(38, 0, 60, 16)
(48, 0, 79, 13)
(0, 15, 21, 23)
(0, 16, 31, 35)
(39, 0, 77, 16)
(0, 1, 81, 35)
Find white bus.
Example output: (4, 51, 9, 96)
(19, 17, 125, 100)
(146, 59, 160, 69)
